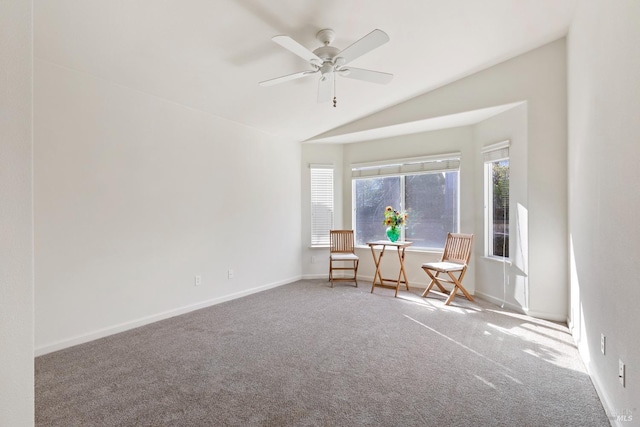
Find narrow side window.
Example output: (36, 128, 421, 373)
(310, 166, 334, 247)
(483, 143, 510, 259)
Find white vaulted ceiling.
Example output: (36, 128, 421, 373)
(35, 0, 577, 142)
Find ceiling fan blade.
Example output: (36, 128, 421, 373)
(272, 35, 322, 64)
(339, 67, 393, 85)
(336, 29, 390, 66)
(259, 70, 317, 87)
(317, 73, 334, 103)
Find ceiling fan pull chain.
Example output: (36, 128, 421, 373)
(333, 74, 337, 108)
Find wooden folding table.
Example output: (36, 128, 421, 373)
(367, 240, 413, 297)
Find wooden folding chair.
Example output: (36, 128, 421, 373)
(421, 233, 474, 305)
(329, 230, 359, 287)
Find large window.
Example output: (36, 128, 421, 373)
(310, 165, 334, 246)
(483, 142, 510, 258)
(352, 155, 460, 249)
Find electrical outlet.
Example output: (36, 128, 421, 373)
(194, 275, 202, 286)
(228, 269, 234, 279)
(601, 333, 606, 355)
(619, 359, 625, 387)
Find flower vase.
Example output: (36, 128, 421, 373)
(386, 226, 400, 242)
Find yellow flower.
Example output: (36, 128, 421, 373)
(383, 205, 408, 228)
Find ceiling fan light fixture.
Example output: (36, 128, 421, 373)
(320, 63, 334, 76)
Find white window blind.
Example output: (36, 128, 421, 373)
(351, 153, 461, 178)
(482, 140, 510, 162)
(310, 165, 334, 246)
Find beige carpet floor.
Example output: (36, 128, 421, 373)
(36, 279, 610, 426)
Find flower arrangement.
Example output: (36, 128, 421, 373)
(383, 206, 407, 242)
(383, 206, 408, 230)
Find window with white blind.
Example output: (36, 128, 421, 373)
(310, 165, 334, 247)
(351, 154, 460, 249)
(483, 141, 510, 258)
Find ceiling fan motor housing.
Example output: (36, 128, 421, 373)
(314, 28, 342, 74)
(313, 45, 340, 61)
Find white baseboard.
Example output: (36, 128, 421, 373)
(590, 379, 622, 426)
(572, 338, 621, 426)
(301, 273, 328, 280)
(35, 275, 301, 357)
(473, 291, 525, 314)
(522, 308, 567, 323)
(473, 292, 566, 322)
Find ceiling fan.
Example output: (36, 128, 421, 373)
(259, 28, 393, 106)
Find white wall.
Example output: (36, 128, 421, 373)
(473, 104, 529, 311)
(302, 40, 568, 320)
(567, 0, 640, 419)
(0, 0, 35, 424)
(34, 60, 302, 354)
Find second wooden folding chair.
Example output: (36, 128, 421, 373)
(421, 233, 474, 305)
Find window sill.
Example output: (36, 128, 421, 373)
(310, 245, 330, 249)
(482, 256, 512, 265)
